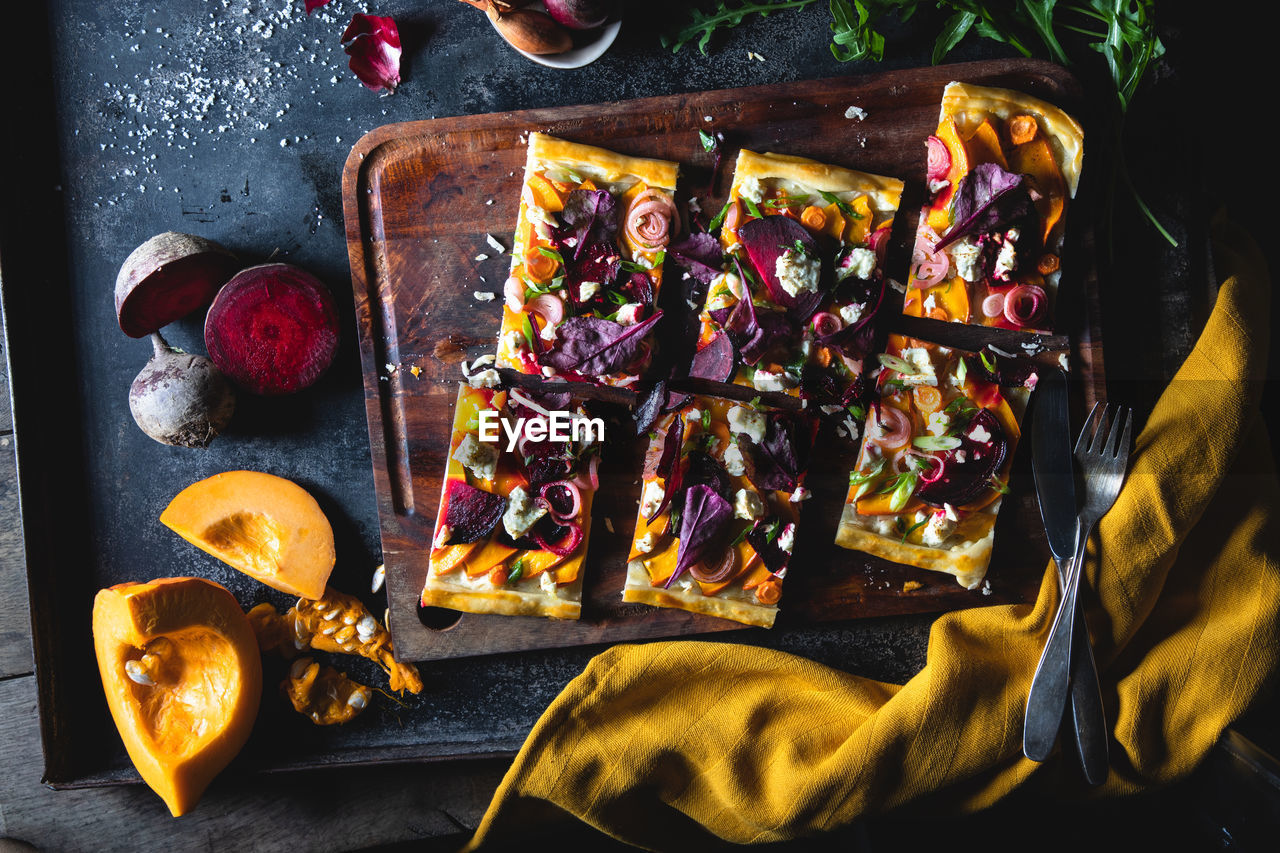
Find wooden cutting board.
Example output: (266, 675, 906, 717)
(340, 58, 1103, 662)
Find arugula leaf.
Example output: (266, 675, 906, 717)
(818, 190, 858, 218)
(829, 0, 883, 62)
(662, 0, 823, 55)
(521, 312, 536, 350)
(933, 11, 976, 65)
(708, 199, 734, 232)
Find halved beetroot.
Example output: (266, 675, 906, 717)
(737, 215, 818, 307)
(443, 479, 506, 544)
(204, 263, 340, 395)
(115, 232, 239, 338)
(916, 409, 1008, 507)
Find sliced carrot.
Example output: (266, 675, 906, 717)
(913, 385, 942, 415)
(754, 580, 782, 606)
(800, 205, 826, 233)
(488, 566, 509, 586)
(1007, 115, 1038, 146)
(963, 117, 1008, 170)
(526, 174, 565, 213)
(524, 248, 559, 284)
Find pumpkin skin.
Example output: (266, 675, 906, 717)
(92, 577, 262, 817)
(159, 470, 336, 599)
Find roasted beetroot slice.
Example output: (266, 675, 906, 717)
(737, 215, 817, 306)
(443, 479, 506, 544)
(115, 232, 239, 338)
(917, 409, 1009, 507)
(204, 263, 340, 395)
(689, 330, 735, 382)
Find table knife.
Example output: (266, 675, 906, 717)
(1026, 366, 1109, 784)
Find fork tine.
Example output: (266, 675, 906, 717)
(1075, 400, 1105, 455)
(1087, 404, 1111, 455)
(1114, 407, 1133, 459)
(1102, 405, 1127, 459)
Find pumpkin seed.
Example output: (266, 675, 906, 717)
(371, 564, 386, 593)
(290, 657, 313, 680)
(356, 615, 377, 640)
(334, 626, 356, 644)
(322, 609, 341, 622)
(320, 625, 338, 636)
(347, 690, 369, 710)
(342, 612, 358, 626)
(124, 660, 154, 686)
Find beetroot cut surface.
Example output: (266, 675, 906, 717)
(115, 231, 239, 338)
(204, 263, 340, 395)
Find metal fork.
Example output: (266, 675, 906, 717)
(1024, 402, 1134, 764)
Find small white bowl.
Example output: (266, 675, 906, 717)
(490, 4, 621, 69)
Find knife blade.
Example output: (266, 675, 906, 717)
(1029, 366, 1109, 784)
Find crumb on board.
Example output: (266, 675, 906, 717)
(605, 518, 615, 534)
(409, 365, 422, 378)
(845, 105, 867, 120)
(473, 291, 496, 302)
(475, 253, 489, 261)
(903, 580, 924, 592)
(982, 580, 992, 596)
(485, 234, 505, 253)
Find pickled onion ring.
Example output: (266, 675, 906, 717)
(926, 135, 950, 182)
(1003, 284, 1047, 327)
(532, 522, 583, 557)
(571, 453, 600, 491)
(504, 275, 526, 311)
(689, 547, 737, 583)
(624, 191, 678, 249)
(867, 405, 911, 449)
(539, 480, 582, 522)
(525, 294, 564, 325)
(811, 311, 842, 337)
(982, 293, 1006, 318)
(919, 456, 946, 484)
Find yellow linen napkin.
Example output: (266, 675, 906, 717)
(466, 216, 1280, 850)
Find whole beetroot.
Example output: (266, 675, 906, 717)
(129, 333, 236, 448)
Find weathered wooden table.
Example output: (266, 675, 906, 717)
(1, 3, 1275, 850)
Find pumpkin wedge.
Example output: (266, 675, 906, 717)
(160, 470, 336, 599)
(93, 577, 262, 817)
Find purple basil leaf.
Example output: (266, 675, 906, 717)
(556, 189, 618, 259)
(934, 163, 1032, 251)
(668, 483, 733, 588)
(682, 449, 731, 499)
(741, 412, 816, 492)
(647, 413, 684, 521)
(634, 380, 667, 436)
(668, 231, 724, 285)
(688, 330, 735, 381)
(541, 311, 663, 376)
